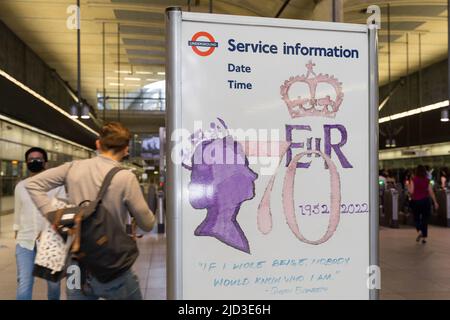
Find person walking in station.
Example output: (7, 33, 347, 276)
(26, 122, 156, 300)
(406, 165, 439, 244)
(14, 147, 65, 300)
(440, 168, 448, 189)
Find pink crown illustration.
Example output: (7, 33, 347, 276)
(280, 60, 344, 118)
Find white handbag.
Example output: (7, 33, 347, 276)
(33, 197, 74, 282)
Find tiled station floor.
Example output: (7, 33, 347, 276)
(2, 213, 450, 300)
(379, 225, 450, 299)
(0, 213, 166, 300)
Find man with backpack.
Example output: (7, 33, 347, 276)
(26, 122, 156, 300)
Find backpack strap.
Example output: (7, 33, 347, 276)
(96, 167, 125, 202)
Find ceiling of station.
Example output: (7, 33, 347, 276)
(0, 0, 447, 112)
(345, 0, 448, 88)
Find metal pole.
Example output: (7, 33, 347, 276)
(387, 3, 391, 100)
(0, 174, 2, 232)
(159, 127, 165, 182)
(102, 22, 106, 121)
(117, 23, 120, 122)
(166, 6, 182, 300)
(332, 0, 337, 22)
(209, 0, 212, 13)
(369, 25, 380, 300)
(406, 33, 410, 146)
(157, 191, 165, 233)
(390, 189, 399, 228)
(419, 33, 422, 147)
(387, 4, 392, 142)
(123, 89, 125, 115)
(275, 0, 290, 18)
(332, 0, 336, 22)
(77, 0, 81, 106)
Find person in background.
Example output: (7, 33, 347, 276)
(403, 169, 414, 200)
(147, 180, 158, 214)
(402, 169, 413, 215)
(403, 169, 413, 187)
(440, 168, 448, 190)
(26, 122, 155, 300)
(379, 169, 387, 187)
(407, 165, 439, 244)
(14, 147, 64, 300)
(386, 170, 396, 189)
(425, 165, 433, 181)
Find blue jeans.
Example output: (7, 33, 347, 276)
(15, 244, 61, 300)
(411, 197, 431, 238)
(66, 260, 142, 300)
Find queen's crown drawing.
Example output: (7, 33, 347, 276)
(280, 60, 344, 118)
(181, 118, 229, 169)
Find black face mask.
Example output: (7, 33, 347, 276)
(27, 160, 45, 173)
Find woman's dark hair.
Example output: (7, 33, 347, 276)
(99, 122, 131, 153)
(25, 147, 48, 162)
(415, 165, 427, 178)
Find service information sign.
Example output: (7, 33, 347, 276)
(170, 12, 373, 299)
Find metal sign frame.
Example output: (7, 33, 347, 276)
(166, 7, 379, 300)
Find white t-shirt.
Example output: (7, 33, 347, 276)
(13, 177, 66, 251)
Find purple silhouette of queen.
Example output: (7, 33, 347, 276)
(188, 136, 258, 254)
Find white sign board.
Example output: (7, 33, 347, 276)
(168, 10, 376, 300)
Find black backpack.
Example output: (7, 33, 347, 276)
(46, 167, 139, 283)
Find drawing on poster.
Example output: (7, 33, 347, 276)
(258, 60, 344, 243)
(183, 119, 258, 254)
(280, 60, 344, 118)
(183, 61, 344, 254)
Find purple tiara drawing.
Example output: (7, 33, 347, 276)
(280, 60, 344, 118)
(185, 119, 258, 254)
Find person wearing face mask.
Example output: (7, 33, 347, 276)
(13, 147, 65, 300)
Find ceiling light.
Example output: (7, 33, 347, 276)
(441, 109, 449, 122)
(422, 100, 449, 112)
(0, 69, 97, 136)
(124, 77, 141, 81)
(115, 70, 131, 74)
(136, 71, 153, 75)
(81, 104, 90, 119)
(385, 139, 391, 148)
(146, 79, 157, 82)
(380, 100, 450, 124)
(390, 139, 396, 148)
(0, 114, 94, 151)
(157, 72, 165, 75)
(70, 104, 79, 119)
(109, 83, 124, 86)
